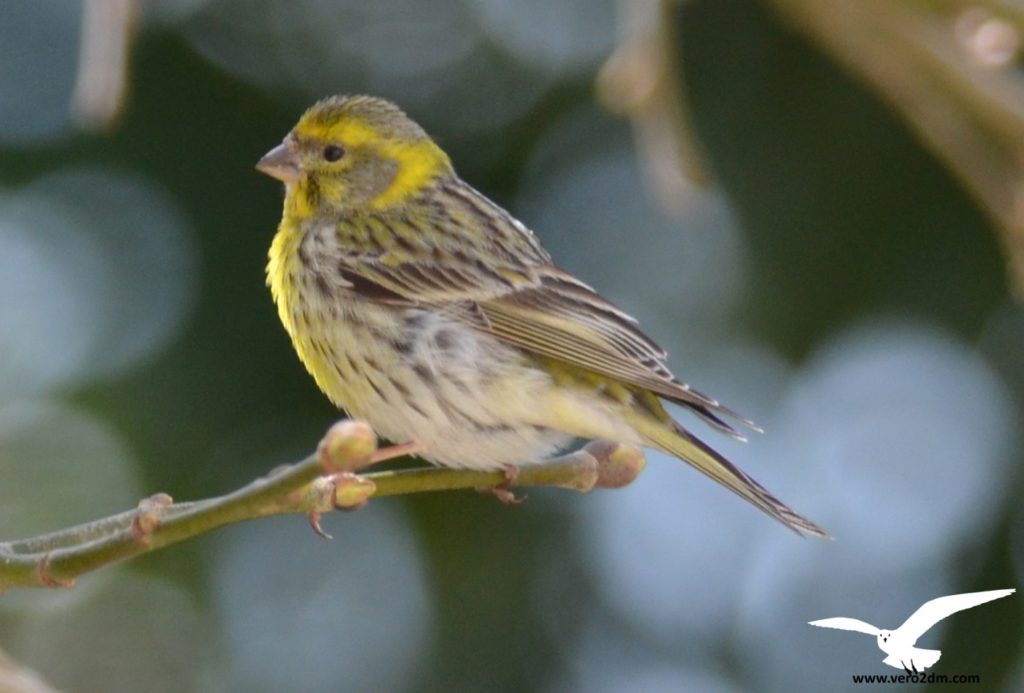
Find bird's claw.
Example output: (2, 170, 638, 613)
(476, 465, 525, 505)
(476, 486, 525, 505)
(307, 511, 332, 539)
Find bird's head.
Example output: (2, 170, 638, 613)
(877, 630, 892, 645)
(257, 95, 451, 217)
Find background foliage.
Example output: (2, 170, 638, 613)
(1, 0, 1022, 691)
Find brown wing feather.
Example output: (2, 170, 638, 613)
(479, 270, 755, 435)
(332, 182, 753, 432)
(338, 248, 753, 434)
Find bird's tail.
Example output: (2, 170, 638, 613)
(624, 409, 831, 538)
(883, 648, 941, 672)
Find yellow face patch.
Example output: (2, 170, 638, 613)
(370, 139, 449, 208)
(295, 117, 450, 209)
(296, 118, 378, 148)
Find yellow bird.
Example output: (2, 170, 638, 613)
(258, 95, 828, 537)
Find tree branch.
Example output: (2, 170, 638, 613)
(0, 421, 646, 592)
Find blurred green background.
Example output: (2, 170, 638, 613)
(2, 0, 1023, 691)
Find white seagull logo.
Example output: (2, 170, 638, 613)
(809, 588, 1015, 672)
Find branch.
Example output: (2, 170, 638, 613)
(767, 0, 1024, 296)
(73, 0, 138, 131)
(0, 421, 646, 592)
(602, 0, 1024, 295)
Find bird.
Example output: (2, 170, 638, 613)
(256, 94, 828, 537)
(809, 588, 1016, 671)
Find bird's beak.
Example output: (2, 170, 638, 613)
(256, 141, 300, 184)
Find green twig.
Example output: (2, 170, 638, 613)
(0, 421, 645, 592)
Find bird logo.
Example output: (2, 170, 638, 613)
(809, 588, 1015, 672)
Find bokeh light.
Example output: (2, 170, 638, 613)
(516, 106, 747, 342)
(0, 168, 197, 399)
(213, 507, 433, 692)
(0, 401, 142, 538)
(5, 572, 215, 693)
(467, 0, 616, 74)
(184, 0, 550, 137)
(0, 2, 81, 145)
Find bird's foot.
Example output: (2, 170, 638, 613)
(501, 464, 520, 485)
(476, 464, 525, 505)
(306, 424, 406, 539)
(369, 441, 421, 464)
(307, 471, 378, 538)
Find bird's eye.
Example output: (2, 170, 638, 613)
(323, 145, 345, 162)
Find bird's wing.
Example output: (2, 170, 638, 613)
(335, 186, 755, 432)
(897, 589, 1016, 644)
(480, 269, 726, 409)
(340, 250, 751, 435)
(808, 618, 880, 636)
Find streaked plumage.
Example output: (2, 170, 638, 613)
(259, 95, 829, 538)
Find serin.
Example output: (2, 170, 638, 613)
(258, 95, 828, 538)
